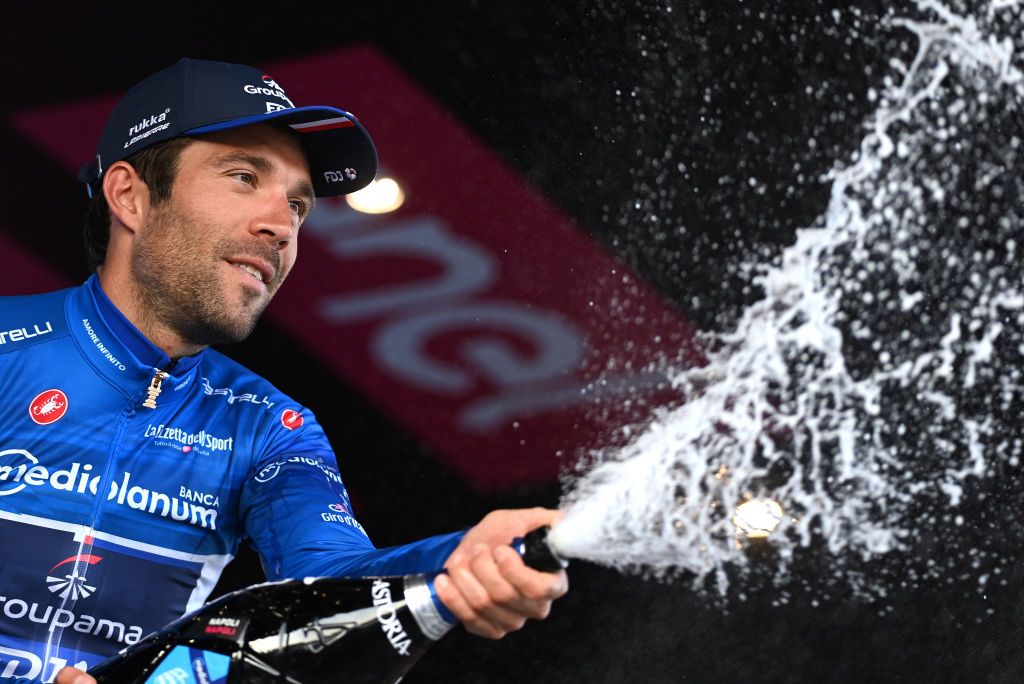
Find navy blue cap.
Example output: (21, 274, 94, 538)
(78, 58, 378, 198)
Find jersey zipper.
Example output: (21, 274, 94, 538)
(142, 360, 178, 409)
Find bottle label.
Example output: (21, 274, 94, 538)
(371, 579, 412, 656)
(143, 645, 230, 684)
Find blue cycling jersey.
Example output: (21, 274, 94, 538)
(0, 275, 463, 682)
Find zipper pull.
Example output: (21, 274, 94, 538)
(142, 370, 168, 409)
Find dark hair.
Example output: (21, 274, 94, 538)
(83, 137, 195, 271)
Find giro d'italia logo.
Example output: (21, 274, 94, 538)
(46, 553, 103, 600)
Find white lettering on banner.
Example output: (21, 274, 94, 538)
(0, 451, 217, 530)
(0, 321, 52, 345)
(459, 370, 671, 430)
(303, 198, 367, 236)
(370, 580, 411, 656)
(318, 218, 496, 321)
(373, 305, 582, 393)
(309, 208, 593, 430)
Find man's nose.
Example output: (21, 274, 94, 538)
(253, 196, 296, 250)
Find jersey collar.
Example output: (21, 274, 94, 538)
(67, 274, 204, 401)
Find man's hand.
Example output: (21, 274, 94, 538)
(55, 667, 95, 684)
(434, 507, 569, 639)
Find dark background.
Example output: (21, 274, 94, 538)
(3, 2, 1023, 681)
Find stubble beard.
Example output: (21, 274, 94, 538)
(131, 201, 280, 349)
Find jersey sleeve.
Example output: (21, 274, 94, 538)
(240, 405, 463, 580)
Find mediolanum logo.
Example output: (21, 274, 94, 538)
(0, 450, 219, 530)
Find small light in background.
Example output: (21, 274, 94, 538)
(345, 177, 405, 214)
(733, 498, 784, 539)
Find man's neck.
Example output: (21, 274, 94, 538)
(96, 266, 206, 361)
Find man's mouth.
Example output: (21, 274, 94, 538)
(226, 258, 275, 285)
(235, 263, 264, 282)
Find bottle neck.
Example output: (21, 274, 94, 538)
(404, 574, 456, 640)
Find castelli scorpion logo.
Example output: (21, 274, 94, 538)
(29, 389, 69, 425)
(280, 409, 304, 430)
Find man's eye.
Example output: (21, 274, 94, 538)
(289, 199, 307, 216)
(234, 172, 256, 185)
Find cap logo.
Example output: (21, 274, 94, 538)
(324, 169, 357, 183)
(124, 108, 172, 149)
(243, 74, 294, 107)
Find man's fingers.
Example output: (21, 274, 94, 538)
(437, 546, 530, 637)
(436, 571, 519, 639)
(496, 545, 569, 598)
(473, 545, 526, 604)
(455, 548, 528, 630)
(493, 545, 568, 619)
(438, 508, 570, 639)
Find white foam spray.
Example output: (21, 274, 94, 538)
(553, 0, 1024, 596)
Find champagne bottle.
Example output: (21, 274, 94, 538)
(89, 526, 566, 684)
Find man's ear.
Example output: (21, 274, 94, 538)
(103, 161, 150, 234)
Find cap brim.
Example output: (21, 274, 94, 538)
(185, 106, 378, 197)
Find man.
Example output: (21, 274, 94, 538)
(0, 58, 566, 684)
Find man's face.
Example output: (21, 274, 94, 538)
(130, 124, 315, 348)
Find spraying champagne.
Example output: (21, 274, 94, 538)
(88, 527, 566, 684)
